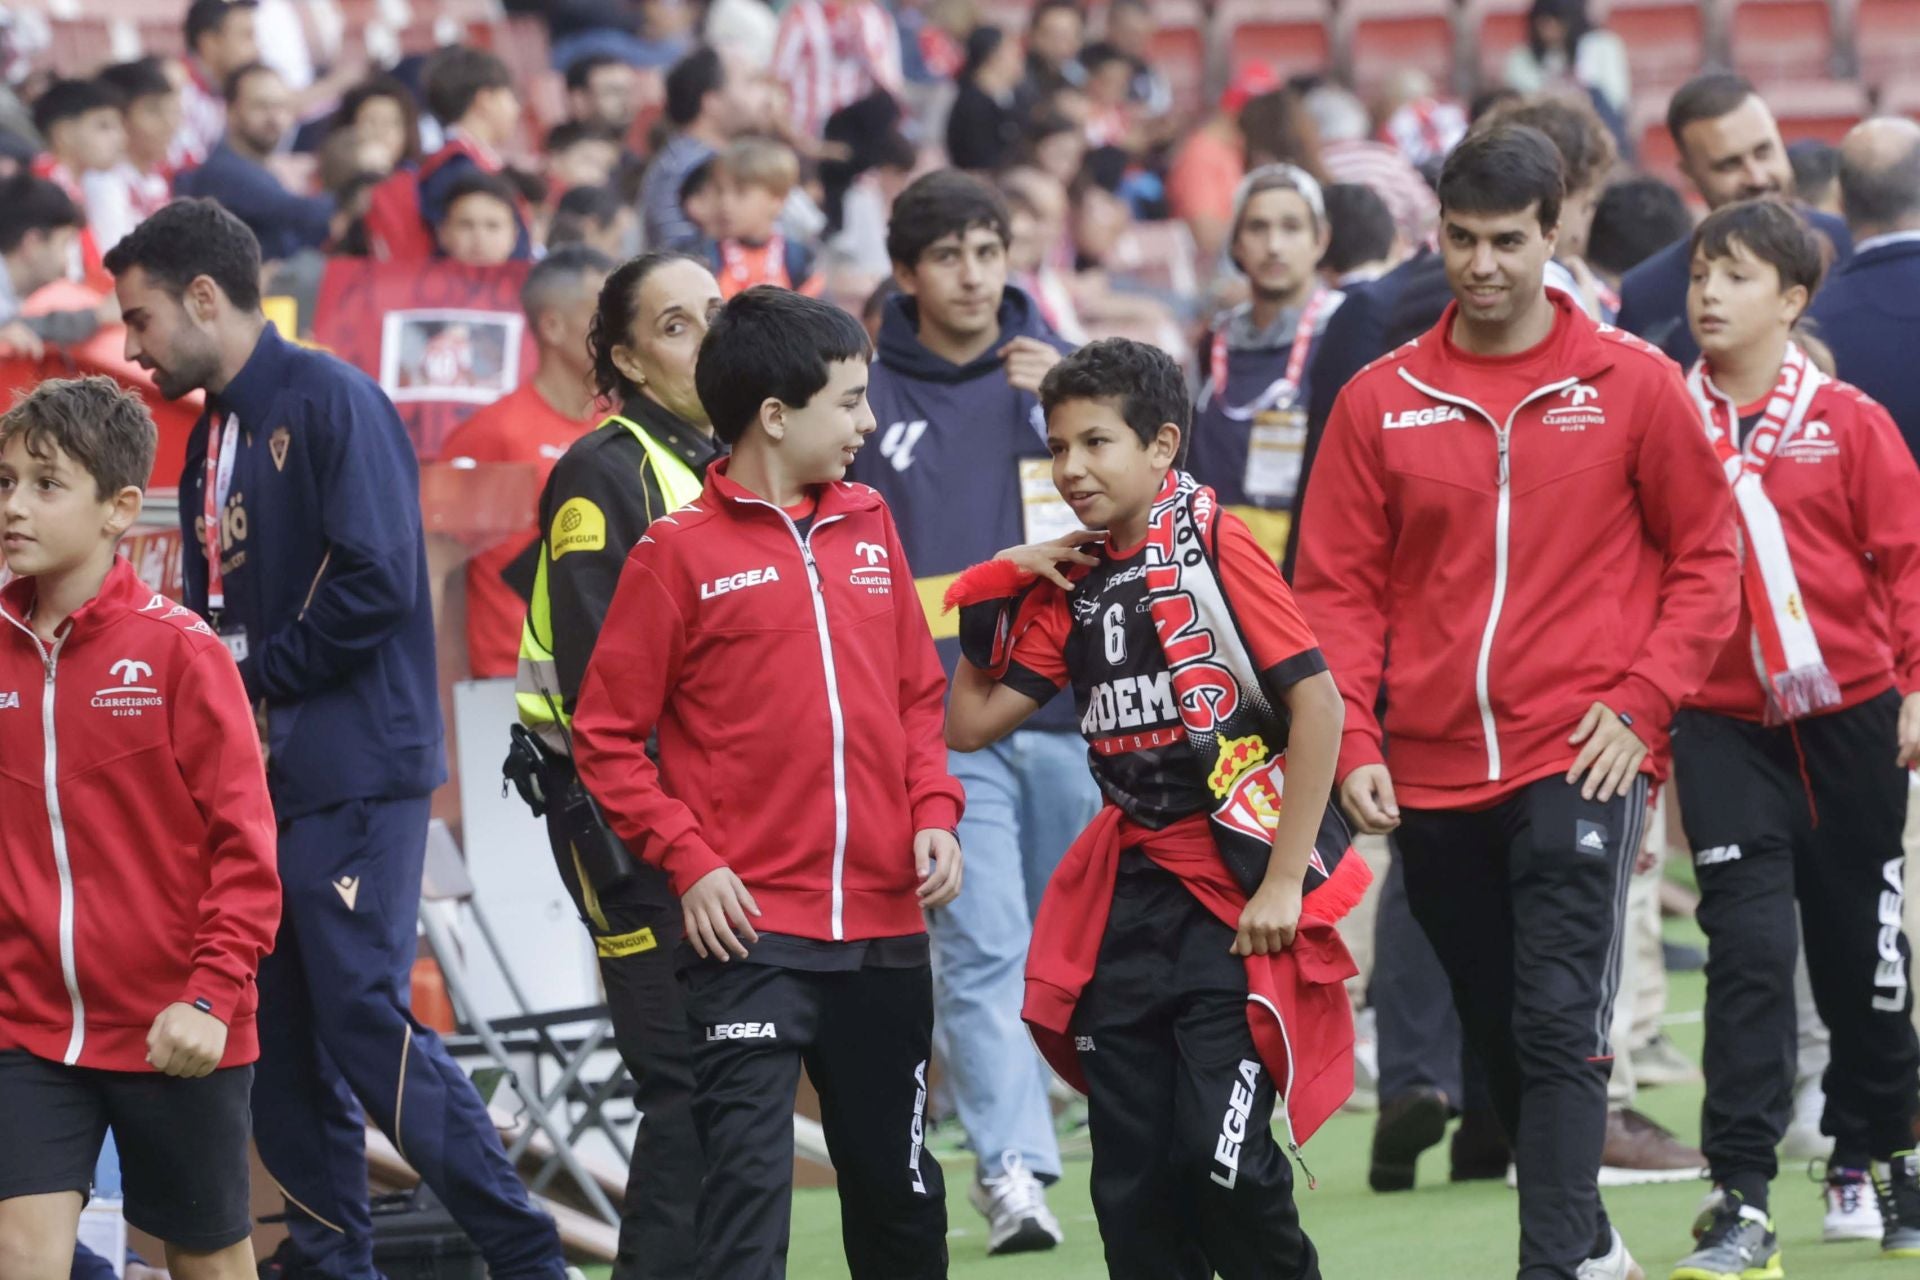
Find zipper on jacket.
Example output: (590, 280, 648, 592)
(735, 498, 852, 940)
(1396, 370, 1579, 781)
(4, 607, 87, 1063)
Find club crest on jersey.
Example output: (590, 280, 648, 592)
(1207, 733, 1269, 798)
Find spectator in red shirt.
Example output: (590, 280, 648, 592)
(440, 244, 614, 679)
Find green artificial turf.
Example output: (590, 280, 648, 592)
(582, 920, 1892, 1278)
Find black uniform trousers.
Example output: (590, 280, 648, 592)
(1674, 689, 1920, 1184)
(1396, 775, 1647, 1280)
(679, 957, 948, 1280)
(1070, 852, 1320, 1280)
(544, 783, 705, 1280)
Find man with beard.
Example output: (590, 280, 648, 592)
(103, 199, 576, 1280)
(1617, 72, 1852, 366)
(174, 63, 334, 262)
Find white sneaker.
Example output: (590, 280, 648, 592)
(967, 1152, 1064, 1255)
(1575, 1225, 1644, 1280)
(1781, 1075, 1835, 1161)
(1824, 1166, 1884, 1242)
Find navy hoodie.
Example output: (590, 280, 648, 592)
(179, 323, 447, 818)
(852, 286, 1078, 731)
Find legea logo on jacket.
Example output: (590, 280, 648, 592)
(700, 566, 781, 600)
(0, 691, 18, 710)
(91, 658, 163, 716)
(850, 541, 892, 593)
(1382, 405, 1466, 430)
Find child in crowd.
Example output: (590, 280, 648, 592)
(0, 376, 280, 1280)
(709, 136, 821, 297)
(30, 78, 136, 274)
(943, 338, 1366, 1280)
(97, 58, 179, 223)
(571, 287, 962, 1280)
(436, 171, 523, 267)
(1668, 197, 1920, 1277)
(544, 120, 624, 195)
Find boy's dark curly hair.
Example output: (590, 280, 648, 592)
(1039, 338, 1190, 454)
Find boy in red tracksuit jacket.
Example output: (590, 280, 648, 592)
(944, 338, 1369, 1280)
(0, 376, 279, 1280)
(571, 286, 964, 1280)
(1295, 126, 1740, 1280)
(1663, 199, 1920, 1275)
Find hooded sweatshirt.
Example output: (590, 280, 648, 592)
(852, 284, 1078, 731)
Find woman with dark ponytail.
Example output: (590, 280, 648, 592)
(515, 248, 727, 1280)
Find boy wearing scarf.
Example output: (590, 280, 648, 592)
(1670, 198, 1920, 1278)
(944, 338, 1367, 1280)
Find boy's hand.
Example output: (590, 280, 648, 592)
(1567, 702, 1647, 802)
(1000, 336, 1063, 394)
(915, 828, 963, 908)
(995, 529, 1103, 591)
(0, 320, 43, 360)
(1232, 877, 1302, 956)
(683, 867, 761, 962)
(146, 1002, 228, 1078)
(1899, 691, 1920, 768)
(1340, 764, 1400, 834)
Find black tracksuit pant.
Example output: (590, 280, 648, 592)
(1396, 775, 1648, 1280)
(545, 795, 705, 1280)
(1070, 852, 1320, 1280)
(1674, 689, 1920, 1189)
(679, 957, 947, 1280)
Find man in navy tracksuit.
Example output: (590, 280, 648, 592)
(1617, 72, 1852, 367)
(848, 169, 1098, 1256)
(106, 199, 567, 1280)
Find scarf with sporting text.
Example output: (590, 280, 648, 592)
(947, 469, 1361, 907)
(1686, 342, 1843, 722)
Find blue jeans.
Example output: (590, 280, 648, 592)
(935, 730, 1100, 1182)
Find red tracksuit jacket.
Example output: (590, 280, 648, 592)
(572, 461, 964, 942)
(1296, 293, 1741, 810)
(0, 558, 280, 1071)
(1690, 375, 1920, 720)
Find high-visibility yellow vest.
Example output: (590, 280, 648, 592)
(516, 414, 704, 745)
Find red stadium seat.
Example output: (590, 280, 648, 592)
(1764, 78, 1867, 145)
(1727, 0, 1836, 84)
(1343, 0, 1456, 95)
(1468, 0, 1534, 91)
(1216, 0, 1335, 85)
(1603, 0, 1709, 96)
(1143, 0, 1207, 120)
(1856, 0, 1920, 89)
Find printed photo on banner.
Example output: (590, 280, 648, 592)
(380, 309, 524, 405)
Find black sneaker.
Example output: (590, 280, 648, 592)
(1449, 1105, 1511, 1182)
(1874, 1151, 1920, 1257)
(1369, 1086, 1449, 1192)
(1668, 1193, 1782, 1280)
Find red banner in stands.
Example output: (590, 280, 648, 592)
(0, 282, 203, 494)
(312, 258, 536, 459)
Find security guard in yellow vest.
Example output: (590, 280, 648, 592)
(513, 253, 724, 1280)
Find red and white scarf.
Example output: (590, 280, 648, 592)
(1686, 343, 1843, 722)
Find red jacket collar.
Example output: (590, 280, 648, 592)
(702, 457, 883, 519)
(0, 557, 164, 641)
(1399, 287, 1617, 393)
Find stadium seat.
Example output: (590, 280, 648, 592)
(1215, 0, 1335, 86)
(1727, 0, 1838, 84)
(1856, 0, 1920, 89)
(1602, 0, 1711, 96)
(1763, 77, 1868, 144)
(1468, 0, 1534, 94)
(1143, 0, 1207, 120)
(1342, 0, 1456, 95)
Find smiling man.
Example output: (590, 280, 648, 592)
(1295, 125, 1742, 1280)
(1617, 72, 1853, 366)
(848, 168, 1096, 1257)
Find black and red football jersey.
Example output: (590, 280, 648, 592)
(1001, 513, 1328, 828)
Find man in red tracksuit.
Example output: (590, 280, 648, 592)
(571, 287, 964, 1280)
(0, 376, 280, 1280)
(1295, 124, 1741, 1280)
(1666, 198, 1920, 1275)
